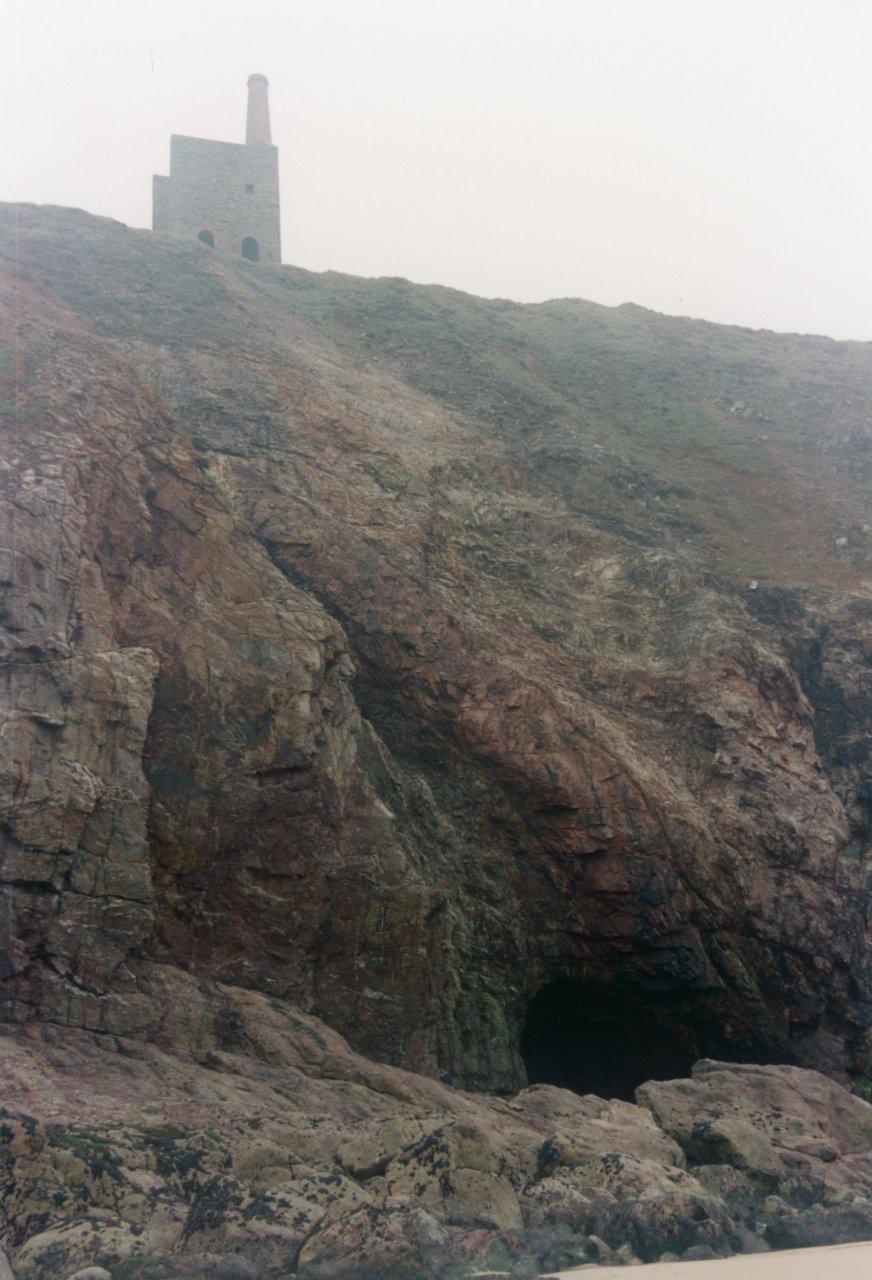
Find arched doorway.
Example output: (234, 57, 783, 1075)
(241, 236, 259, 261)
(197, 229, 215, 248)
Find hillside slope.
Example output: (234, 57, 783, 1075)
(2, 203, 872, 1109)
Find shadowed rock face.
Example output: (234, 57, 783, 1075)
(2, 204, 872, 1098)
(519, 980, 779, 1101)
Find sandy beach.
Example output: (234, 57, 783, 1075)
(551, 1240, 872, 1279)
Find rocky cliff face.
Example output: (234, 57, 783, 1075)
(2, 203, 872, 1117)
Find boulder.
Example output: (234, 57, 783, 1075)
(637, 1060, 872, 1199)
(376, 1122, 523, 1230)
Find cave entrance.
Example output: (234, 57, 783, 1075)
(520, 979, 737, 1101)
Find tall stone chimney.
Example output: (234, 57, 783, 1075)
(153, 73, 281, 263)
(246, 73, 272, 146)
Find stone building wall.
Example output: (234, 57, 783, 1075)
(152, 134, 281, 264)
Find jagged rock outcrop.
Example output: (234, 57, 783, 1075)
(3, 203, 872, 1093)
(0, 254, 441, 1069)
(6, 994, 872, 1278)
(2, 202, 872, 1272)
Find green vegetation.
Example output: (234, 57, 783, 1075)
(43, 1124, 125, 1182)
(2, 202, 870, 588)
(141, 1120, 187, 1140)
(251, 261, 872, 586)
(204, 471, 229, 499)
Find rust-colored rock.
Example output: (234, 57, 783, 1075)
(2, 201, 872, 1117)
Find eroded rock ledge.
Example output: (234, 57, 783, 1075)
(5, 989, 872, 1278)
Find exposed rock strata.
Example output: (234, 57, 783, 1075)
(3, 204, 872, 1094)
(0, 259, 443, 1073)
(3, 204, 872, 1272)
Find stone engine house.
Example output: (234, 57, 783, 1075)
(153, 74, 280, 264)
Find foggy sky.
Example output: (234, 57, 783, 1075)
(4, 0, 872, 340)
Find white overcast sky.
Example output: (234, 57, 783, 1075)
(3, 0, 872, 339)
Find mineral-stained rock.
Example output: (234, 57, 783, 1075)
(522, 1172, 617, 1234)
(178, 1166, 372, 1274)
(296, 1204, 421, 1279)
(4, 202, 872, 1272)
(0, 239, 442, 1074)
(336, 1117, 433, 1180)
(4, 204, 872, 1099)
(602, 1186, 734, 1263)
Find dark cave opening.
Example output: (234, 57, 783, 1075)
(520, 979, 750, 1101)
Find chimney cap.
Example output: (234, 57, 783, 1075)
(248, 73, 269, 86)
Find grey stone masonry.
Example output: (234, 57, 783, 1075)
(152, 76, 281, 264)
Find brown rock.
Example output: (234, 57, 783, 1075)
(637, 1060, 872, 1198)
(4, 203, 872, 1276)
(4, 203, 872, 1098)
